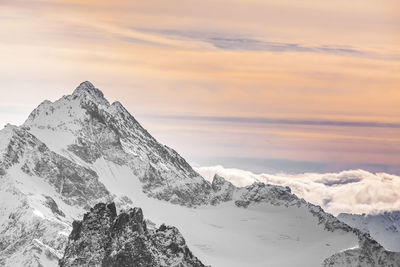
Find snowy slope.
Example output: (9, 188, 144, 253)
(0, 81, 399, 267)
(70, 158, 362, 267)
(338, 211, 400, 252)
(0, 125, 110, 266)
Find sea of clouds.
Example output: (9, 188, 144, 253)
(195, 165, 400, 216)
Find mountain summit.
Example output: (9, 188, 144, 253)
(1, 82, 399, 267)
(72, 81, 107, 103)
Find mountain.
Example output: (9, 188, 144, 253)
(60, 202, 206, 267)
(0, 81, 399, 266)
(338, 211, 400, 252)
(23, 81, 211, 207)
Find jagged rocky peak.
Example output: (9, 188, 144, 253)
(72, 81, 105, 100)
(235, 182, 299, 208)
(70, 81, 111, 108)
(211, 174, 233, 191)
(210, 174, 235, 204)
(60, 202, 207, 267)
(73, 82, 130, 116)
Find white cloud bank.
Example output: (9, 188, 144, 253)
(195, 165, 400, 216)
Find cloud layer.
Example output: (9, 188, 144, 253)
(195, 165, 400, 215)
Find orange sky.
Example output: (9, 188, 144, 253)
(0, 0, 399, 173)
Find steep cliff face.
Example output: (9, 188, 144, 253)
(60, 203, 206, 267)
(0, 125, 111, 266)
(0, 175, 67, 267)
(1, 126, 110, 207)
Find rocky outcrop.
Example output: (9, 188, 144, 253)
(337, 211, 400, 252)
(59, 203, 207, 267)
(44, 196, 65, 218)
(323, 235, 400, 267)
(234, 182, 301, 208)
(210, 174, 235, 204)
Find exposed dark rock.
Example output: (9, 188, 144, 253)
(60, 203, 207, 267)
(67, 137, 102, 164)
(210, 174, 235, 205)
(234, 182, 300, 208)
(44, 196, 65, 217)
(73, 81, 105, 100)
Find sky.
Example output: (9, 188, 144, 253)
(0, 0, 399, 174)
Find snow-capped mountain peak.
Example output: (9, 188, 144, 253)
(72, 81, 106, 103)
(21, 82, 212, 207)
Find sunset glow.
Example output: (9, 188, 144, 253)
(1, 0, 399, 173)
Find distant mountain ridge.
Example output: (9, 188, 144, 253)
(195, 165, 400, 216)
(0, 81, 399, 266)
(338, 211, 400, 252)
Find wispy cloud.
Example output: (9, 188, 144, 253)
(115, 35, 170, 47)
(207, 37, 400, 60)
(148, 114, 400, 129)
(209, 37, 360, 54)
(128, 28, 400, 60)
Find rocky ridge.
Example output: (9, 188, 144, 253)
(211, 174, 400, 266)
(60, 202, 206, 267)
(337, 211, 400, 252)
(0, 124, 111, 266)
